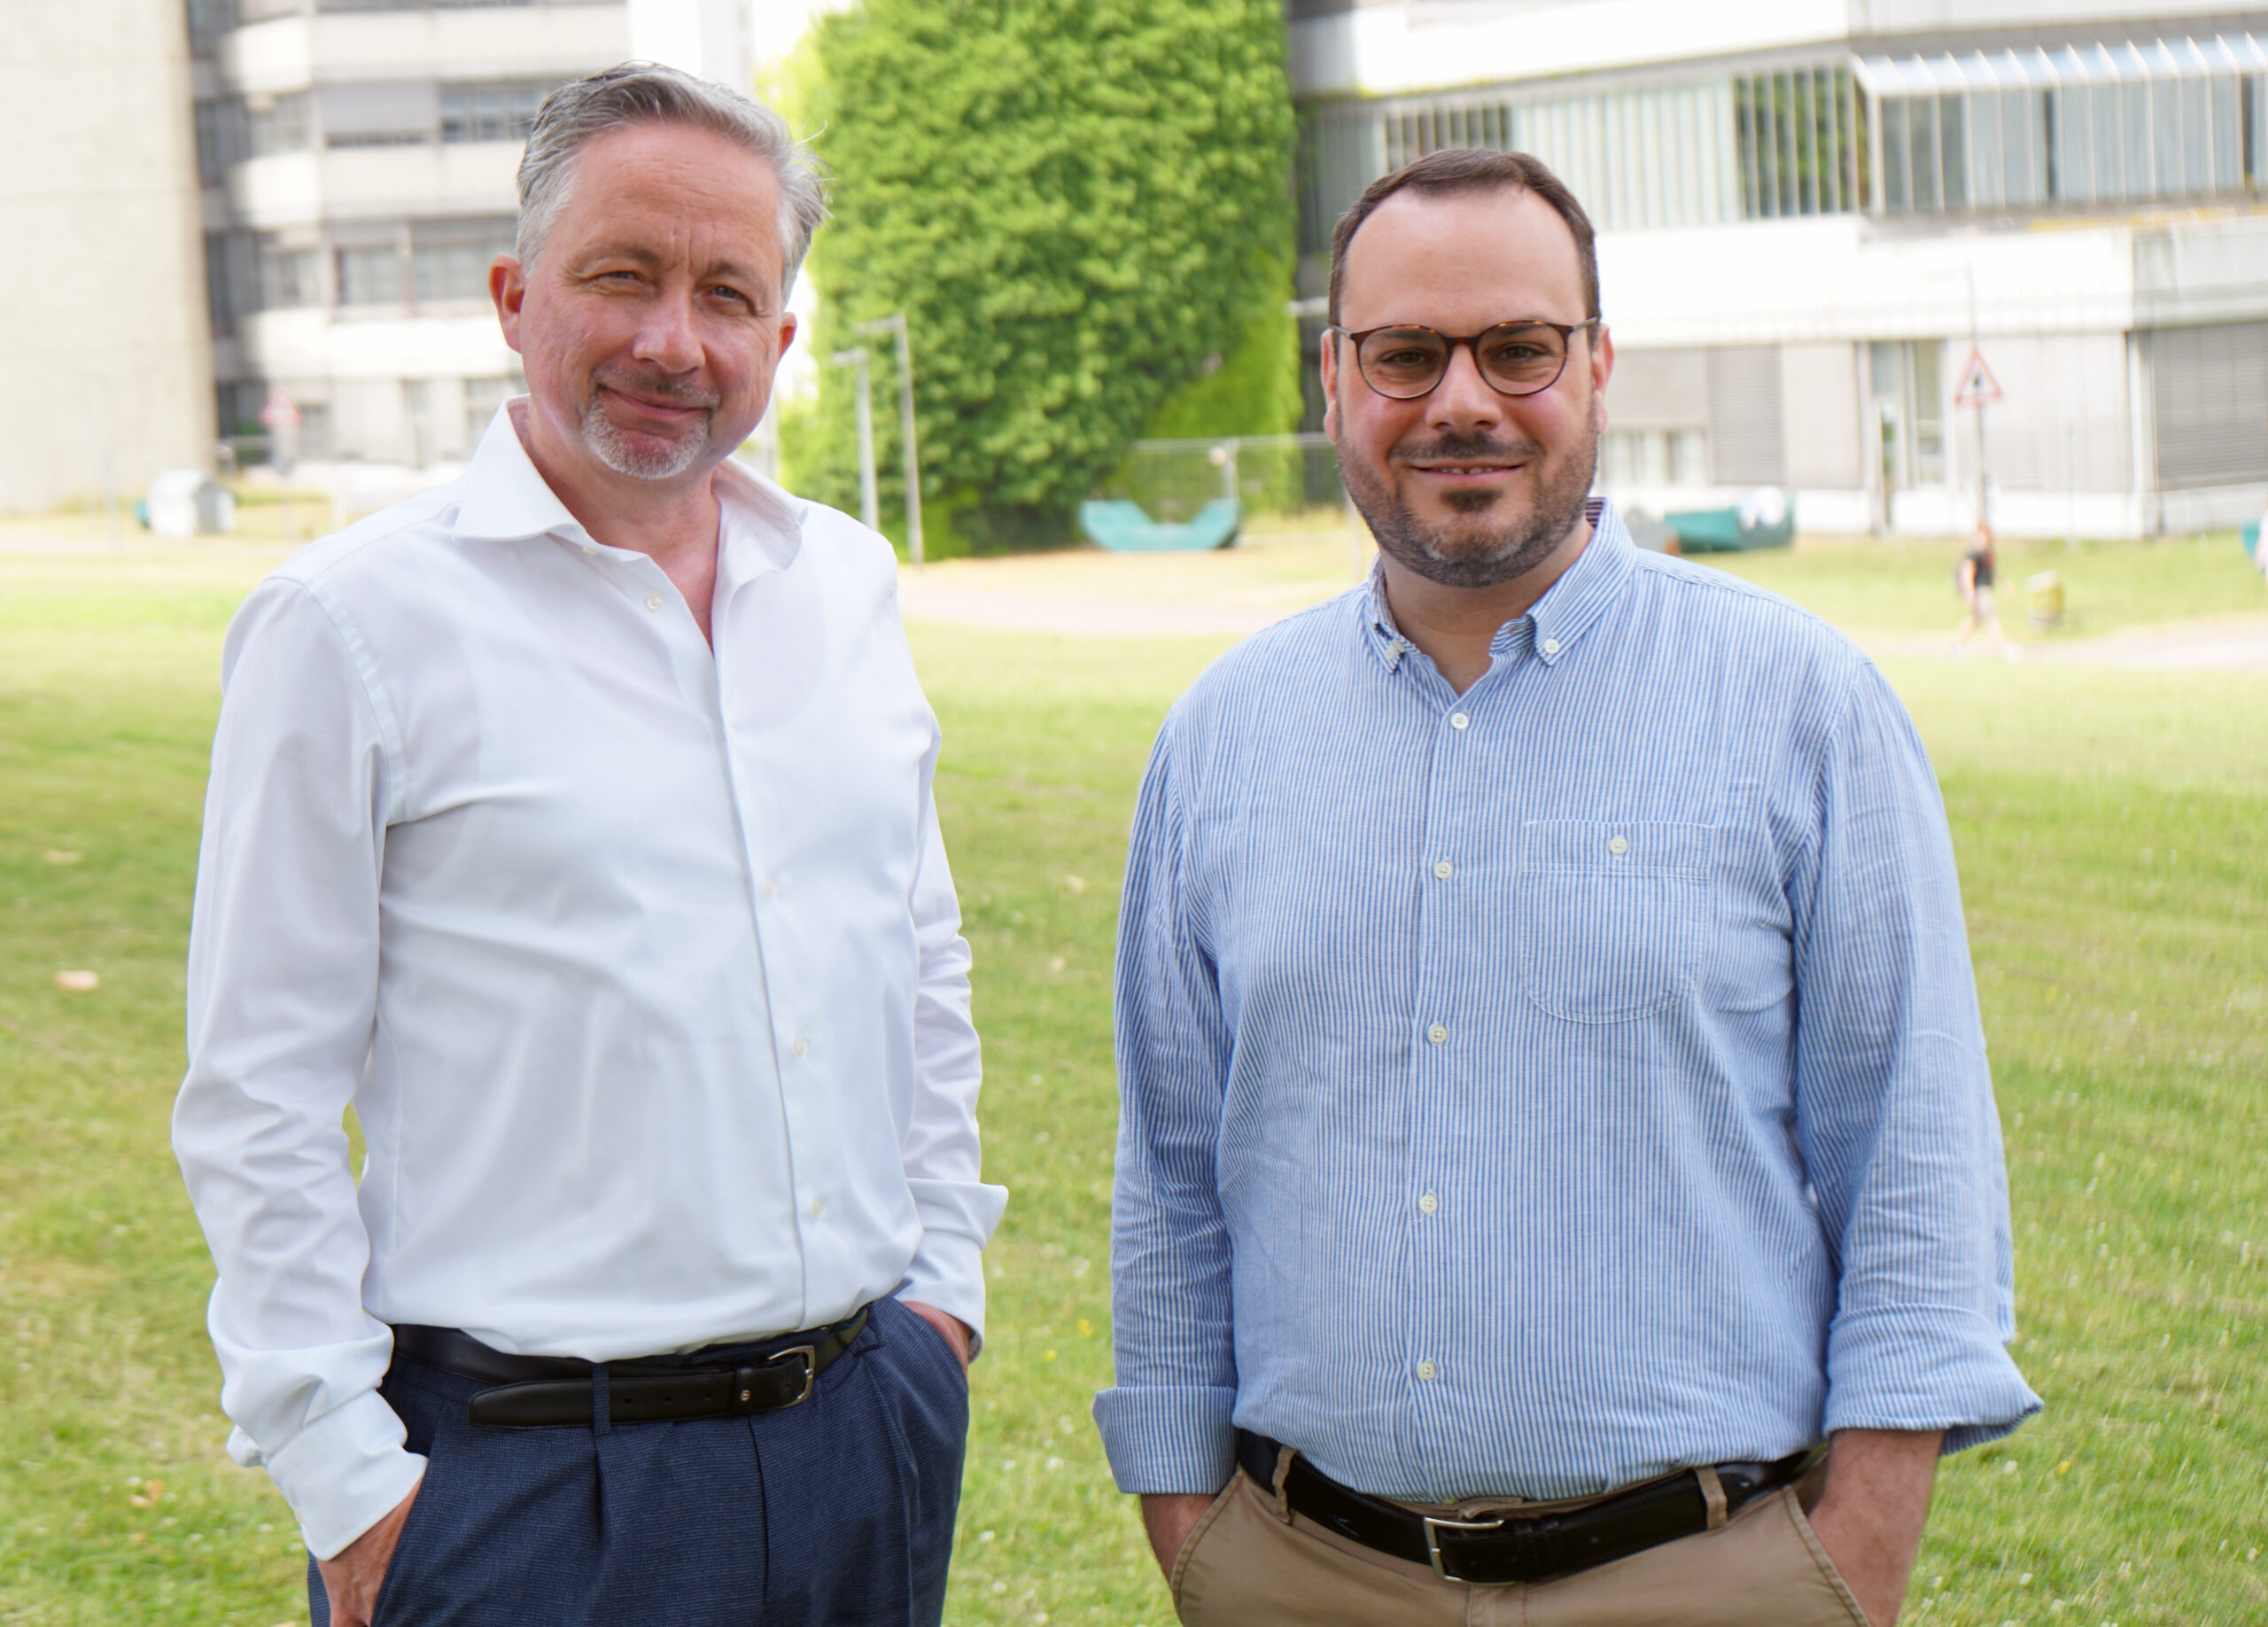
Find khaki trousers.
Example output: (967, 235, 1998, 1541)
(1169, 1465, 1872, 1627)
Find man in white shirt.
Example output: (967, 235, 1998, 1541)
(173, 64, 1005, 1627)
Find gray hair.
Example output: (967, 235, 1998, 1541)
(516, 61, 828, 297)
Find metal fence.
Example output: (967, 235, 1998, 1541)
(1111, 432, 1351, 528)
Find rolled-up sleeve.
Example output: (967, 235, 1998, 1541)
(896, 763, 1009, 1349)
(1093, 719, 1239, 1495)
(172, 578, 427, 1559)
(1791, 662, 2041, 1452)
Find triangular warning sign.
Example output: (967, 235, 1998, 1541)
(1953, 347, 2002, 407)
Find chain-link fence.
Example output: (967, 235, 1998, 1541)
(1106, 432, 1353, 533)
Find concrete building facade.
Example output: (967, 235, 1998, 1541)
(187, 0, 751, 491)
(5, 0, 215, 515)
(1290, 0, 2268, 536)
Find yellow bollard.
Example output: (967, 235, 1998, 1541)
(2026, 570, 2064, 631)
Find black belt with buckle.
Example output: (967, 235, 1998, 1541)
(1236, 1430, 1820, 1587)
(392, 1308, 868, 1428)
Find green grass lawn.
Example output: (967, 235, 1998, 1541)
(2, 541, 2262, 1624)
(1711, 530, 2266, 639)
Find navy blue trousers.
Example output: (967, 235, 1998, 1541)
(308, 1296, 967, 1626)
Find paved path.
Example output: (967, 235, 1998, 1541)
(1855, 615, 2268, 671)
(899, 537, 2268, 668)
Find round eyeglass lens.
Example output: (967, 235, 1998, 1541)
(1355, 329, 1453, 396)
(1475, 324, 1570, 393)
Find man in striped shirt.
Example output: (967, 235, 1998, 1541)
(1096, 149, 2037, 1627)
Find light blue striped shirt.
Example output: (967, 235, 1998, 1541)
(1095, 502, 2039, 1502)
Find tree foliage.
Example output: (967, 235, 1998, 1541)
(786, 0, 1297, 553)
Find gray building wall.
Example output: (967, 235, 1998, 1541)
(4, 0, 214, 513)
(1782, 343, 1865, 490)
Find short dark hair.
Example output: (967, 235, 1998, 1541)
(1326, 148, 1599, 330)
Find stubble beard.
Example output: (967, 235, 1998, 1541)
(1339, 422, 1601, 590)
(579, 369, 718, 481)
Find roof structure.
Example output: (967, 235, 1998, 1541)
(1856, 32, 2268, 97)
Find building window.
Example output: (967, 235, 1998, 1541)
(412, 239, 506, 303)
(322, 82, 441, 148)
(258, 240, 322, 308)
(185, 0, 238, 51)
(1598, 428, 1706, 489)
(299, 402, 336, 461)
(194, 100, 246, 184)
(1735, 66, 1864, 219)
(2147, 322, 2268, 489)
(338, 244, 408, 307)
(464, 374, 521, 445)
(1871, 62, 2266, 216)
(245, 92, 314, 160)
(440, 82, 550, 144)
(1870, 341, 1946, 489)
(336, 221, 515, 308)
(217, 380, 267, 440)
(205, 230, 260, 336)
(1298, 75, 1752, 252)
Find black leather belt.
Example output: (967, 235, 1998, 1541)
(392, 1309, 868, 1428)
(1236, 1430, 1820, 1587)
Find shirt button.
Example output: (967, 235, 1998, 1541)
(1433, 860, 1453, 880)
(791, 1037, 809, 1055)
(1608, 835, 1629, 856)
(1416, 1360, 1438, 1381)
(1542, 636, 1561, 657)
(1426, 1023, 1448, 1045)
(1449, 712, 1470, 730)
(581, 544, 598, 557)
(643, 593, 664, 611)
(809, 1195, 824, 1218)
(763, 877, 777, 896)
(1418, 1193, 1439, 1214)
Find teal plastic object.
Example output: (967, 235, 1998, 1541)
(1079, 498, 1243, 553)
(2244, 519, 2261, 561)
(1664, 502, 1796, 553)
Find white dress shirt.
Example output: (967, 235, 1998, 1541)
(174, 405, 1006, 1559)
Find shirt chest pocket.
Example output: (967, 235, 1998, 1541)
(1514, 820, 1717, 1024)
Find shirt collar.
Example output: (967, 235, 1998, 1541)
(1362, 496, 1637, 673)
(451, 399, 809, 578)
(451, 400, 588, 544)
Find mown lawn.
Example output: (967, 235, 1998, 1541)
(1706, 529, 2264, 639)
(0, 539, 2261, 1624)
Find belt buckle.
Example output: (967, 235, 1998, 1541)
(1421, 1513, 1506, 1583)
(766, 1343, 819, 1406)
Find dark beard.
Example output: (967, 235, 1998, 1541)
(1338, 426, 1598, 589)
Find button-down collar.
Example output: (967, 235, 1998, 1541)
(1363, 498, 1638, 675)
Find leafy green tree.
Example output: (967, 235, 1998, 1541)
(784, 0, 1297, 554)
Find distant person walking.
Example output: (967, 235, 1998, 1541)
(174, 64, 1001, 1627)
(1955, 520, 2006, 653)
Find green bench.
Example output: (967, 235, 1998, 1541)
(1079, 498, 1243, 553)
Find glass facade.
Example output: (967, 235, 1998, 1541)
(1301, 75, 1746, 253)
(1296, 36, 2268, 249)
(1877, 77, 2264, 214)
(1736, 67, 1866, 219)
(439, 82, 550, 144)
(336, 219, 516, 308)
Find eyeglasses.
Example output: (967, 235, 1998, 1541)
(1334, 319, 1601, 401)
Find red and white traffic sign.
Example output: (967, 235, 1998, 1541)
(1953, 347, 2002, 408)
(259, 388, 302, 431)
